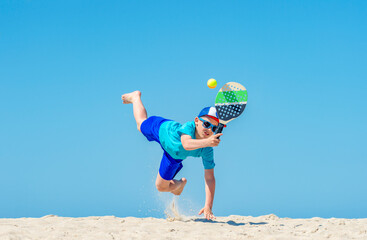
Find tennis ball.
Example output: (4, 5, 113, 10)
(207, 78, 217, 89)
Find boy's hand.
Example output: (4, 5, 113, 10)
(198, 206, 216, 220)
(206, 133, 223, 147)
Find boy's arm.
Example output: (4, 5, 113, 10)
(181, 134, 222, 151)
(198, 169, 216, 220)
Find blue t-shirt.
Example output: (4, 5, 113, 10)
(158, 121, 215, 169)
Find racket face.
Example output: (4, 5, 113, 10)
(215, 82, 247, 123)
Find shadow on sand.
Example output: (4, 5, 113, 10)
(192, 218, 267, 226)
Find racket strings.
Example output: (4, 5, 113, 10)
(217, 104, 244, 120)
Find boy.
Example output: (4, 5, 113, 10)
(121, 90, 222, 220)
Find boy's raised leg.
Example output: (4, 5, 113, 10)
(121, 90, 147, 132)
(155, 173, 187, 196)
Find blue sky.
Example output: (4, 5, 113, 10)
(1, 0, 366, 219)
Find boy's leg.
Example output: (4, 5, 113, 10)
(121, 91, 147, 132)
(155, 173, 187, 196)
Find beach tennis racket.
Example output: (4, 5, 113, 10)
(214, 82, 248, 135)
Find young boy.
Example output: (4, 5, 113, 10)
(121, 90, 223, 220)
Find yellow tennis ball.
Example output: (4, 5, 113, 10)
(207, 78, 217, 89)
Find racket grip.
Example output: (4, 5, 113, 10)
(215, 123, 225, 138)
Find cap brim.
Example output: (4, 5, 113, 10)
(206, 115, 219, 122)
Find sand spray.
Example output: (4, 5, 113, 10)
(164, 196, 187, 221)
(164, 195, 200, 221)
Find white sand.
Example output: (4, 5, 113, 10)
(1, 213, 367, 240)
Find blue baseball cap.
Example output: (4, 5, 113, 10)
(198, 107, 219, 122)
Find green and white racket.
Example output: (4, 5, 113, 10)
(214, 82, 248, 134)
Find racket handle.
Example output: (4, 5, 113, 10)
(216, 123, 225, 138)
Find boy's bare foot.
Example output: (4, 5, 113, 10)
(170, 178, 187, 196)
(121, 91, 141, 104)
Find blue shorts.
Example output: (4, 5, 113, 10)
(140, 116, 183, 181)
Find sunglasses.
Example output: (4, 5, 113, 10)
(198, 117, 218, 132)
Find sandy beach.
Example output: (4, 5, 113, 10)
(1, 213, 366, 240)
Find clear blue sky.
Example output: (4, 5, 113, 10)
(1, 0, 366, 219)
